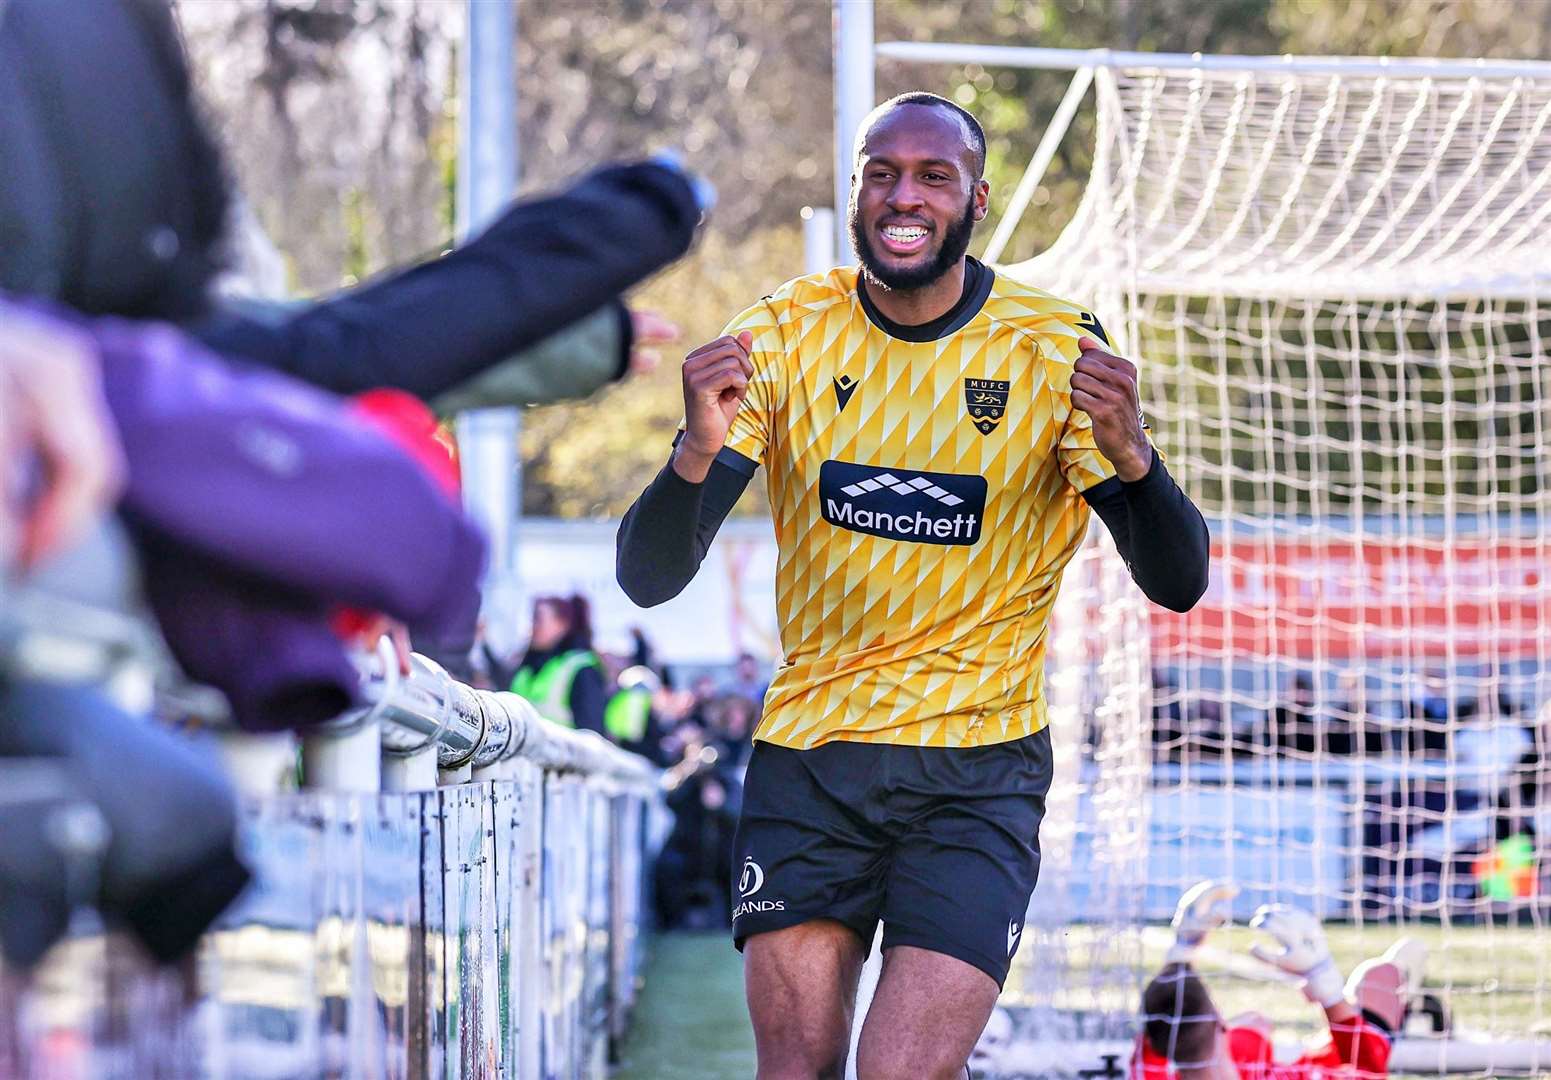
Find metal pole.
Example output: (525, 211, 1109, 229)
(382, 748, 439, 792)
(458, 0, 523, 664)
(981, 66, 1094, 265)
(301, 719, 382, 792)
(824, 0, 875, 970)
(513, 758, 545, 1080)
(802, 207, 837, 275)
(833, 0, 875, 266)
(216, 732, 299, 798)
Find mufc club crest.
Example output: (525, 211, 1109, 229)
(963, 378, 1009, 435)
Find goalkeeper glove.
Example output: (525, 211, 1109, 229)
(1250, 904, 1345, 1008)
(1165, 879, 1238, 964)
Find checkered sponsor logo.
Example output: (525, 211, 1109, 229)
(820, 460, 986, 546)
(838, 472, 966, 507)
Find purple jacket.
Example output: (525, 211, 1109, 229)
(88, 315, 486, 635)
(140, 546, 361, 731)
(14, 301, 486, 729)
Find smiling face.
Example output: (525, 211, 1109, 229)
(847, 103, 989, 293)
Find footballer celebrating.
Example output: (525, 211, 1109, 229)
(618, 93, 1210, 1079)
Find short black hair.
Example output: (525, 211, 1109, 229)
(861, 91, 987, 180)
(1142, 964, 1221, 1066)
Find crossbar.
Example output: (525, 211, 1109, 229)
(876, 41, 1551, 80)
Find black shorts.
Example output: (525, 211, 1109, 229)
(730, 728, 1053, 988)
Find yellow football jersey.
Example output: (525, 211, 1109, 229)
(720, 264, 1138, 750)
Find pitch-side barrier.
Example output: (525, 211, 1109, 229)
(1, 638, 664, 1079)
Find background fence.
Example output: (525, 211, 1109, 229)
(0, 673, 663, 1080)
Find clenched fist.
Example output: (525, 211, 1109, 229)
(673, 330, 754, 482)
(1069, 335, 1153, 482)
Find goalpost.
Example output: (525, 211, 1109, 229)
(846, 28, 1551, 1079)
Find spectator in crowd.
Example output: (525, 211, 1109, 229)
(1403, 669, 1463, 757)
(1185, 694, 1228, 760)
(1151, 668, 1185, 764)
(198, 177, 697, 413)
(706, 692, 758, 771)
(0, 311, 248, 971)
(684, 674, 720, 729)
(0, 0, 473, 971)
(510, 595, 607, 735)
(650, 682, 700, 761)
(1325, 671, 1365, 757)
(723, 651, 770, 710)
(1270, 671, 1319, 756)
(0, 307, 254, 968)
(1134, 881, 1415, 1079)
(472, 621, 519, 692)
(626, 626, 658, 672)
(1490, 694, 1547, 844)
(605, 665, 669, 763)
(640, 665, 759, 928)
(654, 718, 742, 930)
(1, 0, 708, 678)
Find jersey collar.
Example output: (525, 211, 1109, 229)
(856, 257, 995, 343)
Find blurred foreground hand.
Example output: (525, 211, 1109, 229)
(0, 304, 125, 573)
(627, 309, 680, 378)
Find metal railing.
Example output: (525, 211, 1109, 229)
(2, 610, 664, 1079)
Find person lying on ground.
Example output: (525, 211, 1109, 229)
(1134, 881, 1415, 1079)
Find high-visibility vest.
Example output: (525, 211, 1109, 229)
(510, 649, 599, 728)
(605, 687, 652, 744)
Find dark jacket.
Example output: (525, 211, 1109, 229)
(193, 162, 700, 402)
(0, 0, 227, 321)
(0, 0, 700, 408)
(0, 679, 250, 967)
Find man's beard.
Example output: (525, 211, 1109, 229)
(850, 192, 977, 293)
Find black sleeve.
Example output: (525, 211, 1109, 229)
(191, 161, 699, 397)
(616, 446, 755, 607)
(568, 664, 608, 736)
(1080, 450, 1210, 613)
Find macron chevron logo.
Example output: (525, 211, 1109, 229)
(839, 472, 965, 507)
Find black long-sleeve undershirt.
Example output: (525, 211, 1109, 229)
(616, 448, 753, 607)
(616, 446, 1210, 612)
(1079, 449, 1210, 612)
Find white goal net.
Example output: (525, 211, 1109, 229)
(988, 57, 1551, 1077)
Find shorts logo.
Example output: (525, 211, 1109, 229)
(820, 460, 986, 547)
(732, 856, 786, 921)
(1007, 920, 1022, 957)
(738, 856, 765, 898)
(964, 378, 1009, 435)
